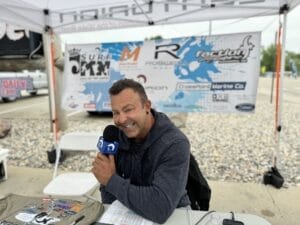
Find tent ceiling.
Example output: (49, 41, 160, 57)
(0, 0, 299, 34)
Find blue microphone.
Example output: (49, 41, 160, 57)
(97, 125, 119, 155)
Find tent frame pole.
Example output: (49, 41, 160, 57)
(43, 30, 58, 146)
(274, 10, 287, 168)
(43, 8, 59, 147)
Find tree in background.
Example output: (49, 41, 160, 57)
(261, 44, 300, 77)
(261, 44, 276, 73)
(145, 35, 163, 41)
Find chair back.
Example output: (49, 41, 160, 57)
(186, 153, 211, 210)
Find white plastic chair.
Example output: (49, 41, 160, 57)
(43, 132, 100, 200)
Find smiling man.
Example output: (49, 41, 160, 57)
(92, 78, 190, 224)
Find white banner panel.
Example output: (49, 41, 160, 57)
(62, 32, 261, 113)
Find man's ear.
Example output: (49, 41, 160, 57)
(145, 100, 151, 113)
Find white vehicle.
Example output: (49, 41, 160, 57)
(0, 70, 48, 102)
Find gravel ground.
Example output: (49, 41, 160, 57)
(1, 77, 299, 187)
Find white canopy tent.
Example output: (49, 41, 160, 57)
(0, 0, 299, 169)
(0, 0, 299, 34)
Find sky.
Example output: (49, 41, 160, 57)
(61, 5, 300, 53)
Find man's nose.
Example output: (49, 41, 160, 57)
(116, 112, 127, 124)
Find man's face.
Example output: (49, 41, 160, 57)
(111, 88, 151, 140)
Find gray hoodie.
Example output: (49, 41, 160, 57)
(101, 109, 190, 224)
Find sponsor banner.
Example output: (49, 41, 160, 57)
(62, 32, 260, 113)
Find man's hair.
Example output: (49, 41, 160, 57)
(109, 79, 148, 103)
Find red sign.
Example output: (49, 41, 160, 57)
(2, 79, 27, 89)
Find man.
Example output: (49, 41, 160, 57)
(92, 79, 190, 224)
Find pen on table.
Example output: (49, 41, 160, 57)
(70, 215, 85, 225)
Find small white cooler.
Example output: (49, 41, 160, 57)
(0, 148, 9, 181)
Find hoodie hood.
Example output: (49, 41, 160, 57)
(118, 109, 175, 152)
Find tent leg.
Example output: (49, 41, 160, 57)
(275, 7, 288, 170)
(43, 30, 59, 145)
(263, 10, 288, 189)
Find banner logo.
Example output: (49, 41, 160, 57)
(120, 46, 141, 62)
(68, 47, 111, 79)
(211, 82, 246, 91)
(97, 136, 119, 154)
(235, 103, 255, 112)
(155, 44, 180, 59)
(137, 74, 147, 83)
(197, 35, 255, 63)
(212, 93, 229, 102)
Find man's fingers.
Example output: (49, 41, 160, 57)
(92, 159, 99, 167)
(97, 153, 110, 161)
(108, 154, 115, 163)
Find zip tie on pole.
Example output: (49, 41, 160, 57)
(277, 125, 282, 132)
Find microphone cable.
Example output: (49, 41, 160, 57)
(194, 210, 216, 225)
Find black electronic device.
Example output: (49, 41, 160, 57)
(222, 211, 244, 225)
(223, 219, 244, 225)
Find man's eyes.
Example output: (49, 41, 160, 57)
(124, 108, 134, 113)
(112, 108, 134, 115)
(112, 112, 118, 116)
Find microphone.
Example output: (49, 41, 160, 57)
(97, 125, 119, 155)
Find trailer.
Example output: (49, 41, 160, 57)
(0, 70, 48, 102)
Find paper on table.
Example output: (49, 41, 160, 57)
(98, 200, 154, 225)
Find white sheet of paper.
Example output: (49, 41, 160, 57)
(98, 200, 154, 225)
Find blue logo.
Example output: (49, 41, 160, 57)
(235, 103, 255, 112)
(97, 136, 119, 154)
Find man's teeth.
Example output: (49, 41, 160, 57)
(125, 123, 134, 128)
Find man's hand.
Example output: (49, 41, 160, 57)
(92, 153, 116, 186)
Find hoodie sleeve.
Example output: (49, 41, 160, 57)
(104, 139, 190, 224)
(100, 184, 116, 204)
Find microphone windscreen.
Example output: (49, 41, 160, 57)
(103, 125, 119, 142)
